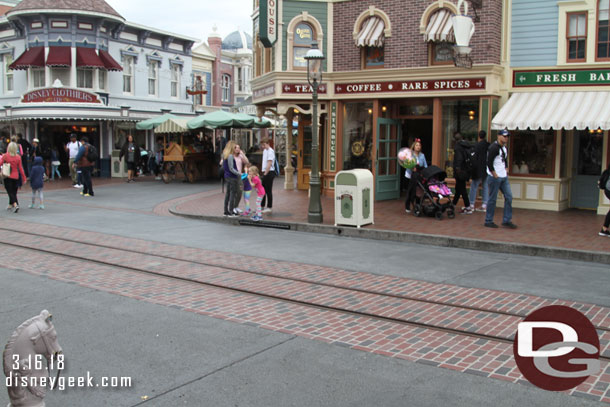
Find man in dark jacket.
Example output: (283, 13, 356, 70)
(468, 130, 490, 212)
(73, 136, 94, 196)
(452, 132, 473, 214)
(17, 134, 31, 178)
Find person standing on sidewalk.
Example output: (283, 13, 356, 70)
(65, 134, 81, 187)
(73, 136, 94, 197)
(222, 140, 240, 217)
(404, 139, 427, 213)
(468, 130, 490, 212)
(232, 143, 249, 215)
(0, 142, 27, 212)
(484, 129, 516, 229)
(599, 164, 610, 237)
(260, 137, 275, 214)
(452, 132, 473, 214)
(29, 156, 45, 209)
(119, 135, 140, 183)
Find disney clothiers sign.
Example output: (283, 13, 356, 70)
(21, 88, 102, 104)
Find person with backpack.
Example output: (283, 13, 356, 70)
(468, 130, 490, 212)
(65, 133, 81, 187)
(599, 164, 610, 237)
(260, 137, 276, 214)
(452, 132, 473, 214)
(72, 136, 95, 197)
(484, 129, 516, 229)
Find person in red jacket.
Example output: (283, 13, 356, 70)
(0, 142, 27, 212)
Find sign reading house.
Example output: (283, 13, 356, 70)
(259, 0, 278, 47)
(21, 88, 102, 104)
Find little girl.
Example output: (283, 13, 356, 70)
(29, 156, 45, 209)
(248, 165, 265, 221)
(242, 163, 252, 216)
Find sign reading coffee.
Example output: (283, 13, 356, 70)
(514, 69, 610, 87)
(335, 78, 485, 94)
(22, 88, 102, 104)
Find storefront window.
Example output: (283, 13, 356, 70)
(442, 99, 479, 177)
(343, 102, 373, 170)
(509, 130, 555, 176)
(293, 22, 314, 69)
(575, 129, 603, 175)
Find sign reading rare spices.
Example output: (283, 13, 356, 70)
(334, 78, 485, 94)
(259, 0, 278, 47)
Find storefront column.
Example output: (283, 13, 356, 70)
(432, 97, 443, 167)
(284, 110, 295, 190)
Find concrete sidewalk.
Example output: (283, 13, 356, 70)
(169, 178, 610, 264)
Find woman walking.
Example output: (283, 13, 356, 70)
(404, 139, 427, 213)
(119, 135, 140, 182)
(1, 142, 27, 212)
(222, 140, 240, 217)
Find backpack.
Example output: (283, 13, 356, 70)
(273, 158, 281, 175)
(456, 144, 475, 181)
(86, 144, 98, 163)
(599, 168, 610, 191)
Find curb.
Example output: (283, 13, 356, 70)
(169, 208, 610, 265)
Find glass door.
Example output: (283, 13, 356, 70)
(570, 130, 603, 209)
(297, 119, 312, 190)
(375, 118, 401, 201)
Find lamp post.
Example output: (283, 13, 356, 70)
(304, 42, 324, 223)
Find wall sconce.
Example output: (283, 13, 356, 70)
(468, 110, 475, 120)
(368, 108, 373, 114)
(597, 128, 603, 134)
(382, 106, 387, 112)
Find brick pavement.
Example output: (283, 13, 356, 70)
(171, 184, 610, 254)
(1, 219, 609, 403)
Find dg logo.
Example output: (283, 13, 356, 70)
(513, 305, 601, 391)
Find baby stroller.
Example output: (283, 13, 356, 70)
(413, 165, 455, 220)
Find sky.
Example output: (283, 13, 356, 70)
(105, 0, 253, 43)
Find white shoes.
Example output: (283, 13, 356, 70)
(262, 208, 272, 214)
(73, 184, 83, 188)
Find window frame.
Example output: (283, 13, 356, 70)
(596, 0, 610, 61)
(77, 68, 93, 89)
(292, 22, 315, 71)
(98, 69, 106, 90)
(4, 54, 13, 93)
(361, 46, 385, 69)
(170, 63, 181, 98)
(567, 11, 588, 62)
(508, 130, 557, 179)
(148, 60, 158, 96)
(221, 74, 231, 103)
(31, 67, 45, 88)
(122, 55, 134, 94)
(429, 42, 454, 66)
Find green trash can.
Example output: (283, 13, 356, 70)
(334, 169, 374, 228)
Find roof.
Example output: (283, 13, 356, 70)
(222, 30, 252, 51)
(7, 0, 123, 21)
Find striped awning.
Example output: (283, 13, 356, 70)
(9, 47, 45, 70)
(46, 46, 71, 67)
(424, 8, 455, 42)
(154, 117, 191, 133)
(76, 47, 104, 69)
(491, 91, 610, 130)
(355, 16, 385, 47)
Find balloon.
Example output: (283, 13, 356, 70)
(397, 147, 417, 169)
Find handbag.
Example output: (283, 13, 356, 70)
(1, 162, 10, 178)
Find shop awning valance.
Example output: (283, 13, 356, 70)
(491, 91, 610, 130)
(424, 8, 455, 42)
(154, 117, 191, 133)
(46, 46, 71, 67)
(98, 49, 123, 71)
(76, 47, 104, 69)
(355, 16, 385, 47)
(9, 47, 45, 70)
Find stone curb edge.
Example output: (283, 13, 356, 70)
(169, 207, 610, 265)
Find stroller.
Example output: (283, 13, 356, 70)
(412, 165, 455, 220)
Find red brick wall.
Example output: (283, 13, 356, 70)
(333, 0, 502, 71)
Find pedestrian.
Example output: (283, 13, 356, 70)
(73, 136, 94, 197)
(50, 147, 61, 181)
(65, 134, 81, 187)
(0, 142, 27, 212)
(241, 163, 252, 216)
(260, 137, 276, 213)
(484, 129, 516, 228)
(468, 130, 490, 212)
(404, 138, 428, 213)
(248, 165, 265, 221)
(119, 135, 140, 182)
(28, 156, 45, 209)
(232, 143, 249, 214)
(153, 136, 164, 180)
(452, 132, 473, 214)
(222, 140, 240, 217)
(599, 164, 610, 237)
(17, 134, 30, 178)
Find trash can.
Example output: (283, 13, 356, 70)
(99, 157, 111, 178)
(111, 150, 126, 178)
(334, 169, 374, 228)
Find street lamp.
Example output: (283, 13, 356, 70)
(304, 41, 324, 223)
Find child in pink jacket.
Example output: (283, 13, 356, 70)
(248, 166, 265, 221)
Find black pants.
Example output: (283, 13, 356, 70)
(261, 172, 275, 209)
(224, 177, 238, 214)
(81, 166, 93, 195)
(404, 174, 420, 210)
(452, 178, 470, 208)
(605, 190, 610, 228)
(4, 178, 18, 206)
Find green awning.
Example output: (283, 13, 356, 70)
(135, 113, 177, 130)
(187, 111, 254, 129)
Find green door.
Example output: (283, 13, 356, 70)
(570, 130, 603, 209)
(376, 118, 402, 201)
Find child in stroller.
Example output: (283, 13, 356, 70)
(412, 165, 455, 220)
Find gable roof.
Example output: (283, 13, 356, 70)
(7, 0, 123, 21)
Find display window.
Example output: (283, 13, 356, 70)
(509, 129, 556, 177)
(342, 102, 373, 170)
(441, 99, 479, 178)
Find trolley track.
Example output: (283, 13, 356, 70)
(1, 227, 609, 363)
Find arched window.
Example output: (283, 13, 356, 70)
(292, 22, 315, 69)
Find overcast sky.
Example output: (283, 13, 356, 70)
(105, 0, 253, 43)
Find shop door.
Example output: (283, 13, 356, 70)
(570, 131, 603, 209)
(375, 118, 402, 201)
(297, 120, 312, 190)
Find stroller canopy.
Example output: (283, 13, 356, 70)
(421, 165, 447, 181)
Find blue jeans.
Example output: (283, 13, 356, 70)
(469, 175, 489, 207)
(485, 176, 513, 224)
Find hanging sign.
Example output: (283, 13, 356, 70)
(259, 0, 278, 47)
(329, 102, 337, 172)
